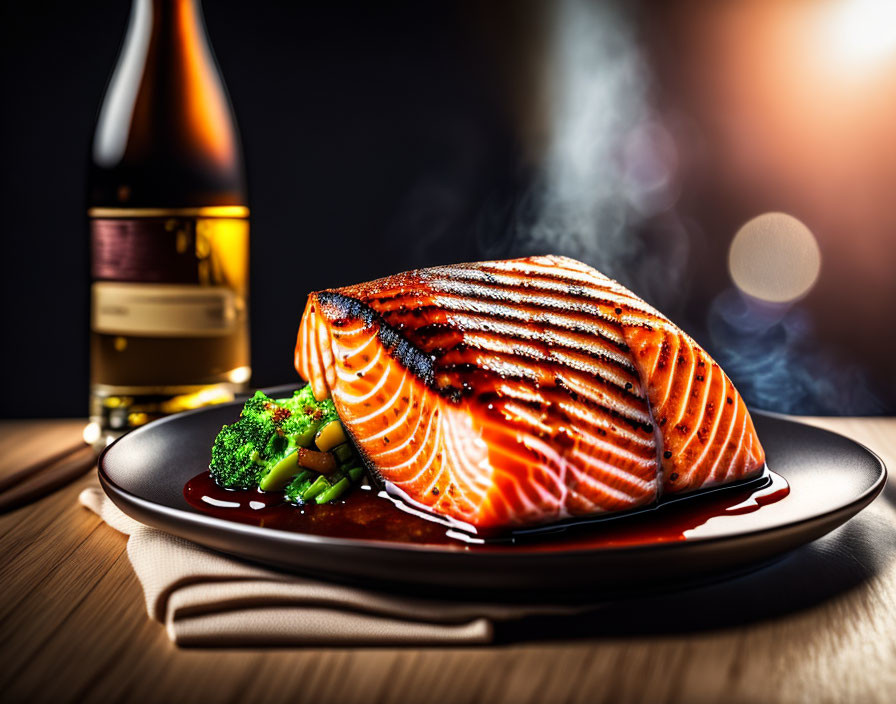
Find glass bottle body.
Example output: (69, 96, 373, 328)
(88, 0, 250, 445)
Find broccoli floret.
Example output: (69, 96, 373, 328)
(209, 391, 277, 488)
(275, 387, 338, 437)
(209, 386, 368, 503)
(241, 389, 273, 416)
(208, 388, 340, 490)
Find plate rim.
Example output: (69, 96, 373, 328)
(96, 403, 888, 559)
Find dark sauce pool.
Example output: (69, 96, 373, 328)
(184, 469, 790, 550)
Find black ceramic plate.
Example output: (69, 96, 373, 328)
(98, 390, 886, 597)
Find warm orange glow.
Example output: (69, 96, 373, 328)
(177, 0, 235, 167)
(655, 1, 896, 390)
(820, 0, 896, 72)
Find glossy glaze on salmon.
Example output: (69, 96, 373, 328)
(295, 255, 765, 532)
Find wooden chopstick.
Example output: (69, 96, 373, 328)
(0, 445, 98, 513)
(0, 440, 92, 494)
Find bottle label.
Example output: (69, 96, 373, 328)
(92, 282, 240, 337)
(89, 212, 248, 337)
(90, 212, 248, 284)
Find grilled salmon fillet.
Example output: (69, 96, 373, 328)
(295, 255, 765, 531)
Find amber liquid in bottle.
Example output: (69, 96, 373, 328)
(88, 0, 249, 446)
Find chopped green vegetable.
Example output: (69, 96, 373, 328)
(283, 459, 367, 506)
(333, 443, 354, 464)
(291, 423, 321, 449)
(209, 388, 336, 489)
(315, 477, 350, 504)
(207, 394, 277, 489)
(302, 475, 330, 501)
(210, 385, 367, 504)
(259, 453, 307, 491)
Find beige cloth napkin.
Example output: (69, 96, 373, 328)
(80, 486, 583, 647)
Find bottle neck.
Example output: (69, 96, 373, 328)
(149, 0, 236, 169)
(141, 0, 208, 46)
(90, 0, 246, 208)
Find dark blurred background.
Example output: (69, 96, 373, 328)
(2, 0, 895, 418)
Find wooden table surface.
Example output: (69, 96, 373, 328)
(1, 416, 894, 704)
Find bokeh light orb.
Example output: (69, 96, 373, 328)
(728, 212, 822, 303)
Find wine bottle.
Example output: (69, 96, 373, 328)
(87, 0, 250, 446)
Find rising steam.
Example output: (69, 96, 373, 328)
(512, 0, 685, 309)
